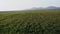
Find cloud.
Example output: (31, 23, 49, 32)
(0, 0, 60, 11)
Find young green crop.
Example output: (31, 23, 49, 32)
(0, 9, 60, 34)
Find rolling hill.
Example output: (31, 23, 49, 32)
(31, 6, 60, 10)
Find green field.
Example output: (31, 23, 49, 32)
(0, 9, 60, 34)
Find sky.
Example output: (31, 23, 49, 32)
(0, 0, 60, 11)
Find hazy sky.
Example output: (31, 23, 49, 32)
(0, 0, 60, 11)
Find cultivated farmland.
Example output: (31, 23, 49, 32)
(0, 9, 60, 34)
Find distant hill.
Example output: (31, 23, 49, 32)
(30, 6, 60, 10)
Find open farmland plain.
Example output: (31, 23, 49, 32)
(0, 9, 60, 34)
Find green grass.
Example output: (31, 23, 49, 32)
(0, 9, 60, 34)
